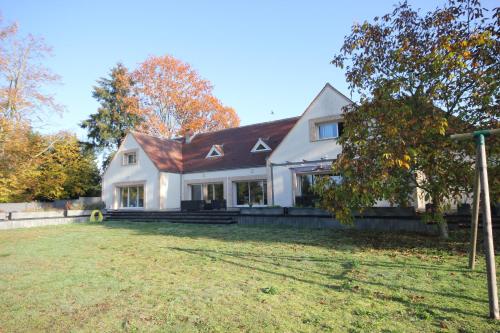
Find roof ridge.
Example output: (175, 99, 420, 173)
(130, 116, 299, 143)
(191, 116, 301, 138)
(131, 130, 182, 144)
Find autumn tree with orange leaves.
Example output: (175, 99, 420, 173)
(132, 55, 239, 138)
(316, 0, 499, 238)
(0, 16, 100, 202)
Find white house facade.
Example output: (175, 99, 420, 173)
(102, 83, 425, 211)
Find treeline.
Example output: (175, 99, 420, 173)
(0, 18, 100, 202)
(0, 15, 240, 202)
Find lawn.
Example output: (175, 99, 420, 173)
(1, 221, 499, 332)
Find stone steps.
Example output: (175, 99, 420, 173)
(106, 210, 238, 225)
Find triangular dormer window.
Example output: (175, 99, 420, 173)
(251, 138, 271, 153)
(206, 145, 223, 158)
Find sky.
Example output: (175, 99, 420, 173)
(1, 0, 497, 140)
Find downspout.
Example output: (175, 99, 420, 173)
(179, 173, 183, 211)
(270, 162, 275, 206)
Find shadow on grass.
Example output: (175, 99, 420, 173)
(98, 219, 484, 254)
(88, 221, 494, 319)
(165, 245, 486, 319)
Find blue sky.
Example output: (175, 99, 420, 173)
(2, 0, 497, 139)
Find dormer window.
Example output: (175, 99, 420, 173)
(251, 138, 271, 153)
(206, 145, 223, 158)
(123, 151, 137, 165)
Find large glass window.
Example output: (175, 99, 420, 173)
(299, 174, 315, 197)
(191, 183, 224, 201)
(317, 122, 338, 139)
(235, 180, 267, 206)
(120, 185, 144, 208)
(296, 173, 342, 207)
(207, 183, 224, 201)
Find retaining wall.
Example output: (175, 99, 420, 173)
(0, 209, 95, 230)
(0, 216, 89, 230)
(236, 215, 438, 235)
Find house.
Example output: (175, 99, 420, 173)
(102, 83, 424, 210)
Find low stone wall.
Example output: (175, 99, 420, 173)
(0, 210, 95, 230)
(0, 216, 89, 230)
(9, 211, 65, 220)
(236, 215, 438, 235)
(66, 210, 94, 217)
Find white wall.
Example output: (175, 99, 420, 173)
(160, 172, 181, 210)
(102, 134, 160, 210)
(267, 85, 349, 207)
(183, 167, 267, 207)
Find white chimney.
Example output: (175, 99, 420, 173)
(185, 129, 194, 143)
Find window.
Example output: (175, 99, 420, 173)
(317, 122, 338, 140)
(206, 145, 223, 158)
(123, 151, 137, 165)
(191, 184, 203, 200)
(207, 183, 224, 201)
(235, 180, 267, 206)
(295, 173, 342, 207)
(251, 138, 271, 153)
(120, 185, 144, 208)
(190, 183, 224, 201)
(309, 117, 344, 141)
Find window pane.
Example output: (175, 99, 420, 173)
(249, 181, 264, 205)
(191, 184, 202, 200)
(262, 181, 268, 205)
(214, 183, 224, 201)
(207, 184, 214, 201)
(138, 186, 144, 207)
(129, 187, 138, 207)
(300, 175, 314, 196)
(236, 182, 249, 205)
(121, 187, 128, 207)
(318, 122, 338, 139)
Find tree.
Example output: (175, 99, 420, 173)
(80, 63, 142, 164)
(0, 118, 40, 202)
(318, 0, 499, 237)
(0, 124, 100, 202)
(29, 132, 101, 201)
(0, 20, 61, 122)
(133, 54, 239, 138)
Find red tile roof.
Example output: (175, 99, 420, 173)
(131, 117, 299, 173)
(132, 132, 183, 173)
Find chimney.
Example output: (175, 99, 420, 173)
(185, 129, 194, 143)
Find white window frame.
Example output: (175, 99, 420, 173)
(190, 183, 224, 201)
(206, 145, 223, 158)
(119, 184, 145, 209)
(317, 122, 339, 140)
(233, 180, 268, 207)
(251, 138, 272, 153)
(122, 150, 138, 166)
(309, 116, 343, 142)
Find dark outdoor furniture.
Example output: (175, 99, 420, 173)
(181, 200, 205, 212)
(181, 200, 227, 212)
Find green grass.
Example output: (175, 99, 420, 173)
(1, 221, 500, 332)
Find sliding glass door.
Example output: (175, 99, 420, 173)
(120, 185, 144, 208)
(235, 180, 267, 206)
(190, 183, 224, 201)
